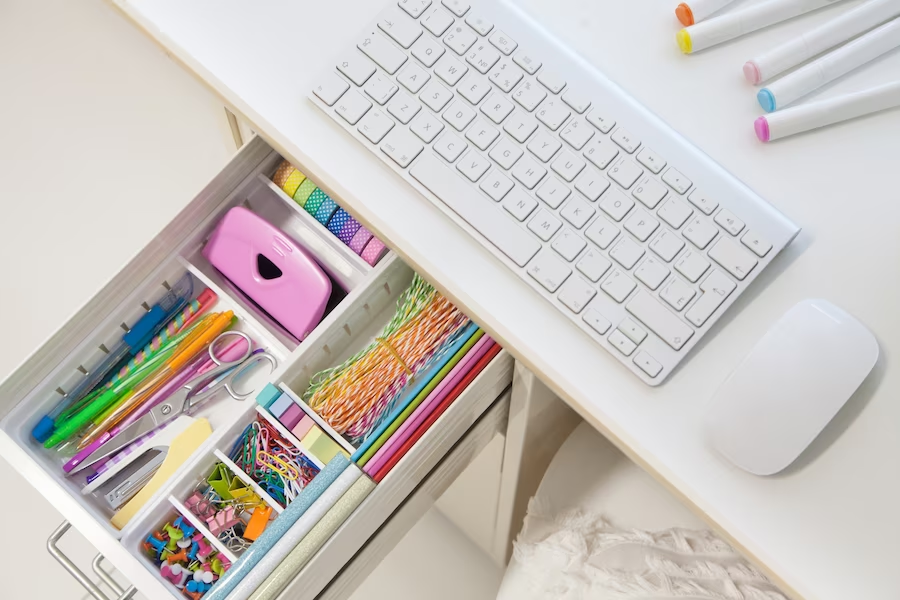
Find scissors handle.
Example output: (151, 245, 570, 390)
(187, 351, 278, 411)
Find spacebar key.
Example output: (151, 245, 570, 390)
(626, 291, 694, 350)
(411, 154, 541, 267)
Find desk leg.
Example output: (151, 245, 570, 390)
(491, 361, 580, 565)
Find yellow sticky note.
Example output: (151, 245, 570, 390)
(302, 426, 348, 464)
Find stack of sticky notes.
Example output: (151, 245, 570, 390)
(271, 160, 389, 266)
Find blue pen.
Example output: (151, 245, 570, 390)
(32, 273, 195, 443)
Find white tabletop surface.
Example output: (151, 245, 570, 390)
(112, 0, 900, 597)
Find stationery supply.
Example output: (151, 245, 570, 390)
(757, 17, 900, 111)
(270, 160, 390, 266)
(203, 207, 332, 341)
(743, 0, 900, 83)
(676, 0, 846, 54)
(675, 0, 740, 26)
(755, 80, 900, 140)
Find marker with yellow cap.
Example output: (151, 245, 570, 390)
(677, 0, 846, 54)
(675, 0, 739, 27)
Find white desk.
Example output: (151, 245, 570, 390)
(112, 0, 900, 597)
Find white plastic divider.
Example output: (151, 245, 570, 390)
(212, 450, 285, 514)
(278, 384, 356, 455)
(253, 405, 326, 469)
(167, 495, 238, 563)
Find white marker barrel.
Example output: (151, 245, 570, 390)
(745, 0, 900, 84)
(759, 17, 900, 111)
(756, 80, 900, 141)
(678, 0, 846, 54)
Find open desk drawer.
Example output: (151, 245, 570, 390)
(0, 136, 513, 600)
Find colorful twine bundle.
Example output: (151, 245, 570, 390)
(304, 275, 470, 444)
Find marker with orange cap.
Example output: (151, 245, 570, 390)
(675, 0, 739, 27)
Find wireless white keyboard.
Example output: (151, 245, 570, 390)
(309, 0, 800, 385)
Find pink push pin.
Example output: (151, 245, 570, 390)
(194, 535, 214, 560)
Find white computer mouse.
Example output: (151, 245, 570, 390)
(704, 299, 878, 476)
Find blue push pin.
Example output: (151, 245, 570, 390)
(173, 516, 196, 538)
(145, 534, 167, 557)
(187, 541, 200, 561)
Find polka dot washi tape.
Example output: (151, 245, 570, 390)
(293, 179, 317, 207)
(348, 226, 374, 255)
(272, 161, 293, 188)
(283, 169, 306, 197)
(314, 196, 339, 225)
(304, 189, 328, 215)
(326, 209, 361, 244)
(361, 237, 387, 266)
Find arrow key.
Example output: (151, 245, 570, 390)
(709, 238, 757, 281)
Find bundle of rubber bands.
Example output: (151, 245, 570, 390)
(304, 275, 470, 445)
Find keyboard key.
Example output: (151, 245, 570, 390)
(443, 99, 476, 130)
(634, 256, 669, 290)
(358, 31, 408, 74)
(611, 127, 640, 153)
(610, 237, 644, 269)
(337, 53, 377, 86)
(688, 189, 718, 215)
(357, 108, 394, 143)
(502, 187, 538, 221)
(626, 291, 694, 350)
(583, 136, 619, 170)
(551, 228, 586, 261)
(379, 8, 423, 48)
(456, 150, 491, 181)
(397, 63, 431, 93)
(598, 188, 634, 221)
(560, 197, 594, 228)
(537, 70, 566, 94)
(683, 216, 718, 249)
(314, 72, 350, 106)
(399, 0, 432, 18)
(488, 58, 525, 92)
(503, 112, 538, 143)
(633, 351, 663, 377)
(465, 12, 493, 35)
(636, 147, 666, 174)
(624, 209, 659, 242)
(583, 307, 611, 335)
(458, 74, 491, 104)
(608, 158, 643, 189)
(609, 330, 637, 356)
(618, 318, 647, 344)
(660, 277, 695, 311)
(489, 135, 523, 169)
(562, 89, 591, 114)
(335, 90, 372, 125)
(714, 209, 745, 236)
(536, 177, 571, 208)
(411, 154, 540, 266)
(551, 151, 586, 182)
(441, 0, 469, 17)
(577, 249, 611, 282)
(527, 251, 571, 292)
(709, 238, 757, 280)
(558, 276, 596, 313)
(512, 79, 547, 112)
(511, 156, 547, 189)
(465, 41, 501, 74)
(480, 169, 514, 201)
(649, 228, 684, 261)
(364, 73, 398, 105)
(527, 130, 562, 162)
(444, 24, 478, 55)
(601, 269, 636, 303)
(380, 128, 424, 167)
(585, 215, 619, 249)
(489, 30, 518, 55)
(658, 198, 693, 229)
(420, 81, 454, 111)
(741, 230, 772, 257)
(662, 167, 692, 194)
(433, 131, 467, 162)
(387, 91, 422, 124)
(586, 108, 615, 133)
(411, 35, 445, 67)
(513, 51, 542, 74)
(574, 168, 610, 201)
(435, 54, 468, 86)
(410, 109, 444, 142)
(561, 118, 595, 150)
(528, 209, 562, 241)
(465, 119, 499, 150)
(422, 7, 455, 36)
(536, 98, 571, 131)
(481, 93, 515, 123)
(674, 250, 710, 283)
(685, 269, 737, 327)
(632, 176, 667, 209)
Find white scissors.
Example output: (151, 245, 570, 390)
(79, 331, 277, 470)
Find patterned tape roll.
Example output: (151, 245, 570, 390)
(292, 179, 317, 207)
(283, 169, 306, 197)
(348, 226, 374, 254)
(314, 197, 339, 225)
(272, 161, 293, 188)
(327, 209, 361, 244)
(304, 188, 327, 215)
(361, 237, 388, 266)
